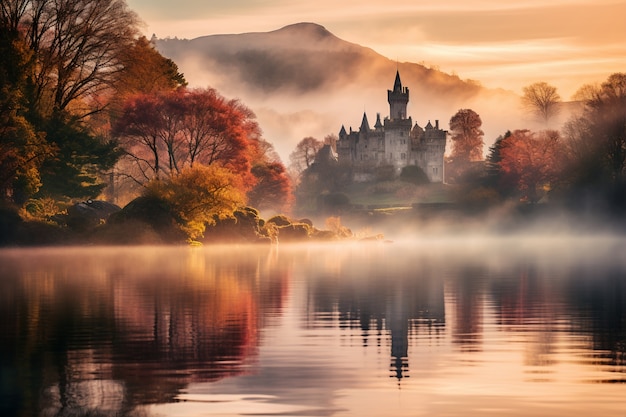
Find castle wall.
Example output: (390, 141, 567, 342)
(412, 126, 446, 182)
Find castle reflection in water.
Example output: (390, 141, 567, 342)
(1, 241, 625, 416)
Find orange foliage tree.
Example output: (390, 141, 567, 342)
(114, 88, 259, 189)
(115, 36, 187, 99)
(145, 164, 246, 240)
(449, 109, 484, 162)
(498, 129, 563, 203)
(446, 109, 484, 183)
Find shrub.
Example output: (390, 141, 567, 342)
(145, 165, 245, 240)
(400, 165, 429, 185)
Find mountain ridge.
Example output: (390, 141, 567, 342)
(153, 23, 522, 160)
(155, 22, 491, 98)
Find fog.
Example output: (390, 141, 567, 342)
(155, 23, 562, 162)
(3, 229, 625, 416)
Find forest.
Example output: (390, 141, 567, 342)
(1, 0, 625, 245)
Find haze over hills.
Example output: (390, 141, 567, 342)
(155, 22, 543, 161)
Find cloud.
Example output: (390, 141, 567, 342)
(128, 0, 626, 99)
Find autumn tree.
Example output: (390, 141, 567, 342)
(0, 113, 54, 204)
(245, 138, 292, 213)
(289, 136, 324, 178)
(446, 109, 484, 183)
(562, 73, 626, 209)
(145, 164, 246, 240)
(98, 36, 187, 128)
(4, 0, 139, 118)
(566, 73, 626, 183)
(114, 88, 260, 188)
(247, 162, 292, 213)
(0, 0, 139, 202)
(115, 36, 186, 98)
(522, 82, 561, 125)
(498, 129, 563, 203)
(0, 19, 52, 203)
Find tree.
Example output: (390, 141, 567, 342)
(115, 36, 186, 98)
(0, 20, 53, 203)
(114, 88, 259, 188)
(482, 131, 514, 197)
(247, 162, 292, 213)
(0, 0, 138, 203)
(37, 115, 121, 199)
(0, 114, 54, 204)
(245, 138, 292, 213)
(145, 165, 246, 240)
(289, 136, 324, 177)
(449, 109, 484, 162)
(447, 109, 484, 183)
(562, 73, 626, 209)
(4, 0, 139, 118)
(104, 36, 186, 121)
(522, 82, 561, 124)
(498, 129, 563, 203)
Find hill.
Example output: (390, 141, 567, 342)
(154, 23, 525, 160)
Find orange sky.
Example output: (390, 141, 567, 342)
(125, 0, 626, 98)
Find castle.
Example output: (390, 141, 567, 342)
(336, 71, 447, 182)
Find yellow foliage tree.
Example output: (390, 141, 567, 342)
(145, 165, 245, 240)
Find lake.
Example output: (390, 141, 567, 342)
(1, 235, 625, 416)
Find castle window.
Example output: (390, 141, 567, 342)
(401, 153, 406, 159)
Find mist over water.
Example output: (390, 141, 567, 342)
(1, 235, 625, 416)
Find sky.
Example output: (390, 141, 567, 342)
(125, 0, 626, 99)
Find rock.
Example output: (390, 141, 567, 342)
(66, 199, 121, 231)
(95, 196, 187, 244)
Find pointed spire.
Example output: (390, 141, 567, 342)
(374, 113, 383, 129)
(339, 125, 347, 137)
(360, 112, 370, 132)
(393, 70, 402, 93)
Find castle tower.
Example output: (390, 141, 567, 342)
(387, 70, 409, 120)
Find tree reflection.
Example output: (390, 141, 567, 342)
(566, 262, 626, 375)
(0, 247, 289, 416)
(2, 241, 626, 416)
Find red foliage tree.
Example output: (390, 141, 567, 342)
(114, 88, 259, 190)
(446, 109, 485, 184)
(247, 161, 293, 213)
(499, 129, 563, 203)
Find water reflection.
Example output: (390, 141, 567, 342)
(1, 238, 626, 416)
(0, 246, 288, 416)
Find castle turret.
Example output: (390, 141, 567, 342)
(388, 70, 409, 120)
(374, 113, 383, 131)
(360, 112, 370, 132)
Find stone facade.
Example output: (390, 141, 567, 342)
(336, 71, 447, 182)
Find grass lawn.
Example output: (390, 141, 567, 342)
(345, 181, 455, 208)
